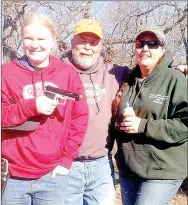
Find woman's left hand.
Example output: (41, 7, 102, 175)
(119, 116, 141, 134)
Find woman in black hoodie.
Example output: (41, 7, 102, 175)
(112, 26, 187, 205)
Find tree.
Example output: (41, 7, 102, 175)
(2, 0, 91, 62)
(3, 1, 187, 66)
(3, 1, 28, 62)
(99, 1, 187, 66)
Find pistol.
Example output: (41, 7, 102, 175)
(1, 158, 10, 196)
(45, 85, 82, 103)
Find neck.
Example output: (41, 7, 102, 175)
(140, 66, 154, 79)
(28, 57, 50, 71)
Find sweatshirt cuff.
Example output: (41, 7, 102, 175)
(138, 119, 148, 133)
(60, 156, 73, 169)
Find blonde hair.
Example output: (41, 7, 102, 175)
(21, 13, 57, 39)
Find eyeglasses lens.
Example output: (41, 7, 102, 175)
(136, 41, 160, 49)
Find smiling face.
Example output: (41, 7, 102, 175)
(22, 23, 55, 68)
(135, 32, 166, 73)
(71, 32, 102, 71)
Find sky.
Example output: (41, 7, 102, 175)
(91, 1, 109, 19)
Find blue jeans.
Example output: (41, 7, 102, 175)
(65, 155, 115, 205)
(2, 172, 68, 205)
(119, 173, 183, 205)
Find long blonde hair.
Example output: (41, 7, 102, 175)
(21, 13, 57, 40)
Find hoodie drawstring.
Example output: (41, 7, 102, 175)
(130, 79, 145, 107)
(41, 70, 46, 93)
(31, 72, 37, 97)
(31, 70, 46, 97)
(89, 73, 100, 115)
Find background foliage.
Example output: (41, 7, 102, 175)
(2, 1, 187, 66)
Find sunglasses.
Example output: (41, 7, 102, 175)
(136, 40, 162, 49)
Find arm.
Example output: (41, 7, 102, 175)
(2, 91, 39, 127)
(142, 74, 187, 144)
(2, 83, 58, 128)
(140, 104, 187, 144)
(121, 74, 187, 144)
(59, 71, 89, 169)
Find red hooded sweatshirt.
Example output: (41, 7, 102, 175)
(2, 55, 89, 179)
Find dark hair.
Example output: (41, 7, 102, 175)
(111, 82, 128, 117)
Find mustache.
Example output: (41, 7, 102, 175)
(80, 52, 92, 56)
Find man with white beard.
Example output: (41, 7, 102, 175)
(62, 18, 129, 205)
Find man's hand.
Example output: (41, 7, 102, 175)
(51, 165, 69, 179)
(36, 96, 58, 115)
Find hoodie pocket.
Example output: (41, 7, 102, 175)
(149, 151, 163, 170)
(120, 142, 164, 175)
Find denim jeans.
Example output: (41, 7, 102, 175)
(119, 173, 183, 205)
(65, 155, 115, 205)
(2, 172, 68, 205)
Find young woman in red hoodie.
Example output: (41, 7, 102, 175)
(2, 13, 88, 205)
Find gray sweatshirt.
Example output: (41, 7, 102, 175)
(62, 51, 128, 159)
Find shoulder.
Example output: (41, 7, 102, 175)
(2, 62, 11, 70)
(2, 58, 18, 73)
(60, 50, 72, 60)
(158, 50, 186, 83)
(163, 68, 187, 94)
(166, 67, 186, 82)
(50, 55, 76, 72)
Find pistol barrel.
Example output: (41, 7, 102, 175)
(45, 86, 82, 101)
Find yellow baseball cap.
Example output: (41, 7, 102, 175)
(73, 19, 103, 39)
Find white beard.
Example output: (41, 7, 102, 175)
(72, 52, 100, 70)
